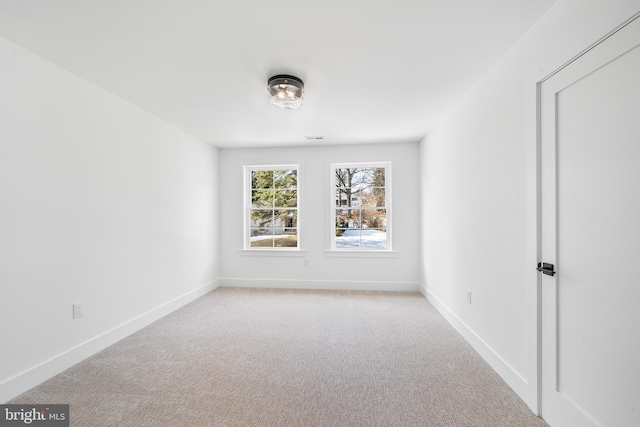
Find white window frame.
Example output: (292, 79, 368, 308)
(330, 162, 391, 251)
(244, 165, 300, 251)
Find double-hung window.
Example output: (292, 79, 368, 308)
(331, 163, 390, 250)
(246, 166, 299, 249)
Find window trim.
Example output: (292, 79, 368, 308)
(329, 162, 392, 252)
(244, 164, 301, 251)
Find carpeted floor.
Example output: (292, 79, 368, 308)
(10, 287, 548, 426)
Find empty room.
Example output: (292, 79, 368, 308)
(1, 1, 639, 426)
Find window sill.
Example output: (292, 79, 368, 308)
(238, 249, 307, 257)
(324, 250, 398, 258)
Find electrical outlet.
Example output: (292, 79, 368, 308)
(466, 290, 472, 304)
(304, 259, 309, 267)
(73, 302, 83, 319)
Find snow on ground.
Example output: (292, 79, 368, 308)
(335, 229, 386, 249)
(250, 229, 386, 249)
(250, 235, 277, 241)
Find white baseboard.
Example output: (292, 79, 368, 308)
(418, 283, 528, 400)
(221, 278, 420, 292)
(0, 279, 220, 403)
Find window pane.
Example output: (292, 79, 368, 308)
(360, 228, 387, 249)
(335, 187, 348, 207)
(335, 168, 350, 187)
(275, 209, 297, 228)
(250, 226, 274, 236)
(335, 209, 348, 228)
(274, 189, 297, 208)
(372, 167, 385, 187)
(250, 210, 273, 227)
(334, 229, 387, 249)
(359, 190, 376, 207)
(372, 187, 385, 207)
(271, 208, 297, 247)
(352, 168, 373, 193)
(274, 169, 297, 189)
(352, 209, 363, 229)
(336, 208, 361, 228)
(335, 234, 358, 248)
(274, 228, 297, 247)
(250, 227, 274, 247)
(361, 208, 386, 229)
(251, 238, 274, 247)
(251, 190, 274, 208)
(251, 170, 274, 189)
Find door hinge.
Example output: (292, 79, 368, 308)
(537, 262, 556, 276)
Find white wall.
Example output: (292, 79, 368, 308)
(0, 36, 220, 402)
(219, 142, 420, 291)
(419, 0, 640, 411)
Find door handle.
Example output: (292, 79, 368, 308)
(537, 262, 556, 276)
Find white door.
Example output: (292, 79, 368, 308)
(539, 14, 640, 427)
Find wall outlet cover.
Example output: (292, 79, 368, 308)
(73, 302, 83, 319)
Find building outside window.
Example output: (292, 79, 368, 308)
(332, 163, 390, 250)
(246, 166, 298, 249)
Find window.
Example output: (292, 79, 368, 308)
(246, 166, 298, 249)
(332, 163, 390, 250)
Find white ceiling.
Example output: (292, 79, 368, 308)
(0, 0, 556, 148)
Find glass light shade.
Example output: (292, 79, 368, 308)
(268, 75, 304, 109)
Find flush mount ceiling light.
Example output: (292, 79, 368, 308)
(267, 75, 304, 109)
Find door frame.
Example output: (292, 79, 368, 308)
(525, 11, 640, 417)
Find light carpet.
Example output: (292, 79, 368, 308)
(10, 287, 548, 426)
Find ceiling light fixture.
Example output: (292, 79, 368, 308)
(267, 75, 304, 109)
